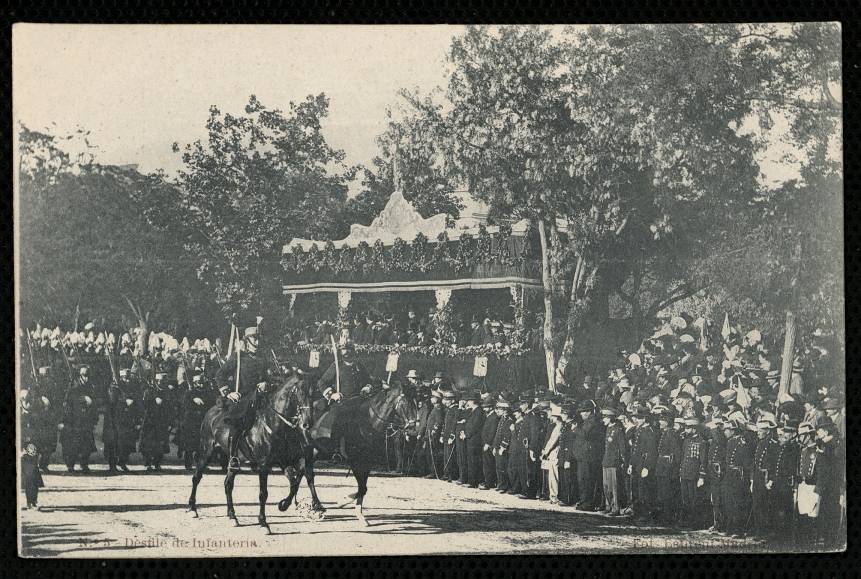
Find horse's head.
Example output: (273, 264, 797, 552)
(271, 372, 313, 446)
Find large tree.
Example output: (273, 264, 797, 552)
(146, 94, 355, 324)
(404, 24, 840, 390)
(17, 126, 221, 336)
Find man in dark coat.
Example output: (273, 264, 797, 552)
(492, 399, 513, 492)
(772, 425, 800, 533)
(102, 378, 125, 473)
(524, 399, 545, 499)
(455, 399, 469, 484)
(628, 407, 658, 521)
(600, 403, 628, 516)
(479, 393, 500, 489)
(507, 403, 528, 496)
(180, 373, 216, 470)
(441, 391, 460, 482)
(813, 422, 844, 550)
(60, 366, 99, 473)
(573, 399, 604, 510)
(654, 408, 683, 524)
(425, 389, 445, 478)
(679, 416, 709, 528)
(31, 367, 59, 472)
(462, 391, 485, 487)
(558, 405, 578, 506)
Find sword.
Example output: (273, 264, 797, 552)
(330, 335, 340, 394)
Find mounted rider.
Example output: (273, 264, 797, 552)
(311, 341, 372, 454)
(217, 325, 268, 470)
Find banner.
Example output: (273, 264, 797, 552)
(309, 350, 320, 369)
(473, 356, 488, 377)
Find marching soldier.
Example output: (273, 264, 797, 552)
(425, 389, 445, 479)
(750, 413, 781, 535)
(479, 393, 500, 490)
(628, 407, 657, 522)
(441, 390, 460, 482)
(678, 416, 709, 528)
(32, 367, 59, 472)
(492, 398, 513, 493)
(600, 403, 628, 516)
(705, 416, 727, 533)
(115, 368, 143, 471)
(102, 377, 125, 473)
(139, 373, 173, 471)
(180, 373, 217, 470)
(59, 366, 99, 473)
(720, 413, 753, 538)
(654, 407, 682, 524)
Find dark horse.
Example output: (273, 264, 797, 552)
(277, 383, 418, 526)
(187, 372, 319, 533)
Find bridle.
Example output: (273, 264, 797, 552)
(370, 389, 417, 432)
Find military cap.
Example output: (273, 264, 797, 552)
(756, 413, 777, 429)
(244, 326, 258, 338)
(496, 399, 511, 409)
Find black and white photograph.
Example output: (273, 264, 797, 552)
(13, 23, 844, 557)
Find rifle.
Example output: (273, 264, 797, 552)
(104, 343, 120, 385)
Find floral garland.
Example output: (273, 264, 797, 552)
(282, 223, 533, 276)
(287, 340, 533, 361)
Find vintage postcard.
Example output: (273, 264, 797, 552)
(14, 23, 844, 557)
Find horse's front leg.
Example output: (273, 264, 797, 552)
(278, 465, 302, 511)
(224, 469, 239, 526)
(305, 449, 326, 512)
(188, 441, 214, 517)
(258, 469, 271, 534)
(354, 465, 370, 527)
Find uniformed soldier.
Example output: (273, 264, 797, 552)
(59, 366, 99, 473)
(720, 413, 753, 538)
(218, 326, 269, 468)
(462, 391, 485, 488)
(115, 368, 143, 471)
(479, 393, 500, 490)
(441, 390, 460, 482)
(600, 403, 628, 516)
(139, 372, 173, 471)
(796, 421, 819, 548)
(179, 373, 216, 470)
(772, 424, 800, 533)
(628, 406, 658, 521)
(102, 377, 125, 473)
(492, 399, 513, 493)
(750, 412, 781, 535)
(678, 416, 709, 528)
(813, 421, 844, 550)
(705, 416, 727, 533)
(425, 389, 445, 479)
(410, 386, 431, 476)
(31, 367, 59, 472)
(312, 340, 370, 459)
(654, 407, 683, 524)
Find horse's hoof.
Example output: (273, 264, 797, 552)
(278, 500, 290, 512)
(357, 515, 370, 527)
(261, 524, 272, 535)
(188, 509, 198, 518)
(233, 518, 241, 527)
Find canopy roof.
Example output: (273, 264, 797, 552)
(283, 190, 529, 253)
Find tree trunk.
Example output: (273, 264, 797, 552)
(537, 219, 556, 393)
(778, 310, 796, 399)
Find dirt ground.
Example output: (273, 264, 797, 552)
(20, 461, 782, 558)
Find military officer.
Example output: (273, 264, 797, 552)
(572, 399, 603, 510)
(102, 376, 125, 473)
(705, 415, 727, 533)
(462, 391, 485, 488)
(507, 399, 529, 497)
(720, 413, 753, 538)
(139, 373, 173, 471)
(678, 416, 709, 528)
(628, 406, 658, 521)
(772, 424, 800, 532)
(750, 412, 781, 535)
(115, 368, 143, 471)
